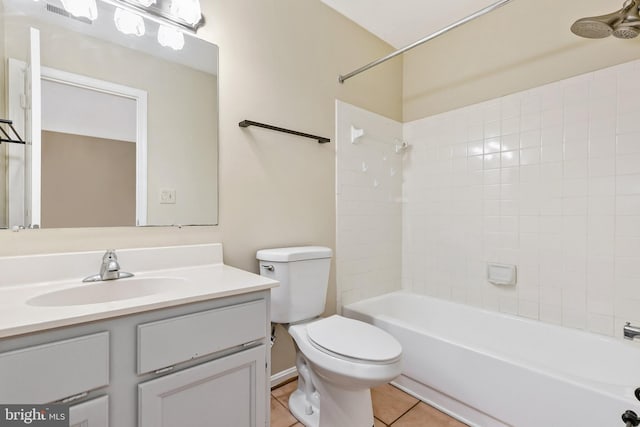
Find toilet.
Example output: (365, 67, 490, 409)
(257, 246, 402, 427)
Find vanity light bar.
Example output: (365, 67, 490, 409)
(102, 0, 203, 33)
(0, 119, 25, 145)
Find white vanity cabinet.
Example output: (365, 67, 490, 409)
(0, 290, 271, 427)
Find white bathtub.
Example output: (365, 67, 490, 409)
(343, 291, 640, 427)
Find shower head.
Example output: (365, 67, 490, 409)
(571, 0, 636, 39)
(571, 13, 618, 38)
(612, 0, 640, 38)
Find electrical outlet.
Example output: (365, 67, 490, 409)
(160, 188, 176, 204)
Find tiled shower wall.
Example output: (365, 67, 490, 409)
(403, 59, 640, 338)
(336, 101, 403, 309)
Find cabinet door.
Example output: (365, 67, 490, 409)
(69, 395, 109, 427)
(139, 345, 266, 427)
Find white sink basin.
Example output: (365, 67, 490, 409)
(27, 277, 187, 307)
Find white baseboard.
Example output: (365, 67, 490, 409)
(271, 366, 298, 388)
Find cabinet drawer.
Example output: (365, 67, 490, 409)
(137, 299, 266, 374)
(0, 332, 109, 403)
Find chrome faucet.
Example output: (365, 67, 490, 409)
(83, 249, 134, 282)
(624, 322, 640, 341)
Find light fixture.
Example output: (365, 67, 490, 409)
(157, 25, 184, 50)
(60, 0, 98, 20)
(114, 7, 146, 36)
(169, 0, 202, 26)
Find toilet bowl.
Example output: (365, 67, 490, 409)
(256, 246, 403, 427)
(287, 316, 402, 427)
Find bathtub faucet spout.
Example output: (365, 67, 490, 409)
(624, 322, 640, 341)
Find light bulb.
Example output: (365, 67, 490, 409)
(169, 0, 201, 25)
(60, 0, 98, 20)
(157, 25, 185, 50)
(114, 8, 145, 36)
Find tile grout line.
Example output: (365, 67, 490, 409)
(388, 400, 421, 426)
(271, 394, 298, 427)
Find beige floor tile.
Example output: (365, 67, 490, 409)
(392, 402, 467, 427)
(272, 380, 298, 409)
(375, 417, 388, 427)
(371, 383, 419, 425)
(271, 396, 298, 427)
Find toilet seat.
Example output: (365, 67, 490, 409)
(306, 315, 402, 363)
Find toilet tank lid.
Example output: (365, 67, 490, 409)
(256, 246, 332, 262)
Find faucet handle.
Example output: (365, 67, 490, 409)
(103, 249, 118, 260)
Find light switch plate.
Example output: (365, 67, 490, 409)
(159, 189, 176, 204)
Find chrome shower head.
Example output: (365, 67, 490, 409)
(571, 0, 635, 39)
(612, 0, 640, 38)
(571, 14, 617, 38)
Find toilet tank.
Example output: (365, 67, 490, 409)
(256, 246, 332, 324)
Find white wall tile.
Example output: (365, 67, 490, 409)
(617, 216, 640, 237)
(616, 132, 640, 154)
(617, 175, 640, 195)
(564, 141, 589, 161)
(540, 304, 562, 325)
(399, 59, 640, 338)
(336, 101, 403, 310)
(501, 134, 520, 151)
(588, 157, 615, 177)
(565, 159, 589, 179)
(589, 176, 615, 196)
(616, 195, 640, 215)
(541, 145, 563, 163)
(520, 148, 540, 165)
(617, 112, 640, 134)
(520, 130, 541, 148)
(587, 313, 614, 336)
(541, 126, 563, 146)
(617, 153, 640, 175)
(563, 179, 588, 197)
(564, 121, 589, 143)
(562, 197, 588, 215)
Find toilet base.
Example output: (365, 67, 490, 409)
(288, 378, 374, 427)
(289, 389, 319, 427)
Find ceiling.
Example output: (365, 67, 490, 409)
(320, 0, 504, 48)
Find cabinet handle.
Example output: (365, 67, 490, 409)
(154, 366, 175, 374)
(61, 391, 88, 404)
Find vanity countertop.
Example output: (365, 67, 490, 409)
(0, 244, 278, 339)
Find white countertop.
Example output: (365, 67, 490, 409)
(0, 244, 278, 339)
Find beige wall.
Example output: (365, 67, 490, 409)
(0, 0, 402, 376)
(4, 16, 218, 226)
(41, 131, 136, 228)
(403, 0, 640, 121)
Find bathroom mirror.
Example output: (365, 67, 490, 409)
(0, 0, 218, 228)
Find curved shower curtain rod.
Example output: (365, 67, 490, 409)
(338, 0, 515, 84)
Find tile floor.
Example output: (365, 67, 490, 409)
(271, 380, 468, 427)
